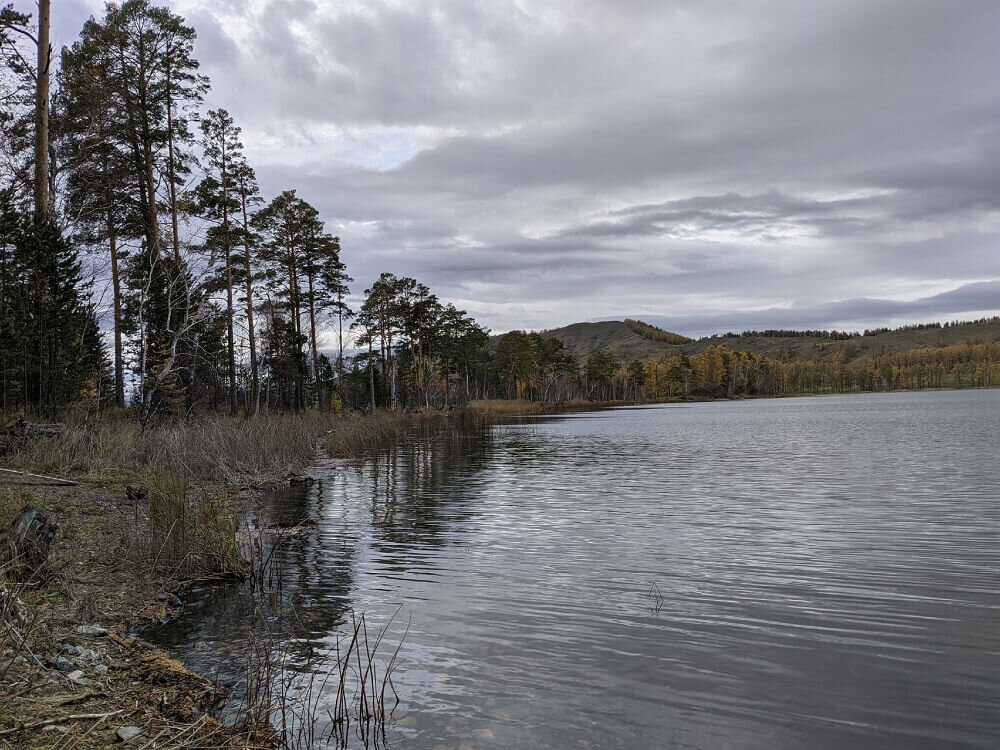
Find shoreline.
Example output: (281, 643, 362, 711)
(2, 386, 997, 745)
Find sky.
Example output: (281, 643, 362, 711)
(40, 0, 1000, 337)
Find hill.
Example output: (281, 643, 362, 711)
(537, 318, 1000, 365)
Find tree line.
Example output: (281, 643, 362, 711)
(640, 342, 1000, 399)
(708, 317, 1000, 341)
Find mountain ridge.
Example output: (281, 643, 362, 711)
(534, 318, 1000, 365)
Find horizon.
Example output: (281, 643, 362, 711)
(32, 0, 1000, 338)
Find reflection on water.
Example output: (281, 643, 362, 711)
(150, 391, 1000, 749)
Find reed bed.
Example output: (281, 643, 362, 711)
(237, 608, 408, 749)
(0, 411, 339, 485)
(466, 399, 543, 415)
(125, 475, 248, 581)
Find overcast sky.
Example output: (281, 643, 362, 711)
(43, 0, 1000, 337)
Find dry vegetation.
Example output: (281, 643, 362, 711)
(1, 410, 340, 486)
(0, 483, 249, 747)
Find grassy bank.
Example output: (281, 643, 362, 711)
(0, 407, 495, 748)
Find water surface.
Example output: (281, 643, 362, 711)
(152, 390, 1000, 749)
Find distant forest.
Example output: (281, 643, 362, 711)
(1, 3, 998, 419)
(488, 333, 1000, 402)
(710, 317, 1000, 341)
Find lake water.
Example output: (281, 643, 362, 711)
(152, 390, 1000, 749)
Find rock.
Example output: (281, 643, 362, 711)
(0, 505, 57, 581)
(125, 485, 148, 503)
(60, 644, 101, 661)
(74, 647, 101, 662)
(42, 724, 69, 734)
(54, 656, 74, 672)
(94, 664, 108, 675)
(116, 726, 148, 743)
(289, 475, 314, 485)
(156, 593, 168, 601)
(76, 624, 108, 637)
(66, 669, 86, 681)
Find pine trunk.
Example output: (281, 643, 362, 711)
(240, 188, 259, 414)
(33, 0, 51, 215)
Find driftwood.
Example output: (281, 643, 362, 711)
(0, 468, 77, 486)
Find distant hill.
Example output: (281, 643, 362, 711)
(536, 321, 674, 362)
(537, 318, 1000, 364)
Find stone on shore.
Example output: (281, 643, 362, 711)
(116, 726, 148, 743)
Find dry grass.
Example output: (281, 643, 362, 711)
(0, 405, 502, 748)
(2, 408, 499, 485)
(235, 607, 408, 749)
(132, 476, 247, 582)
(0, 411, 342, 486)
(466, 399, 543, 416)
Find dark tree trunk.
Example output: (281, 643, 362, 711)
(33, 0, 51, 215)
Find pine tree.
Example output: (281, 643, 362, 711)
(0, 193, 104, 414)
(253, 190, 323, 410)
(232, 161, 263, 413)
(196, 108, 243, 415)
(58, 37, 140, 407)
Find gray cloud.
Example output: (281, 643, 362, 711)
(36, 0, 1000, 333)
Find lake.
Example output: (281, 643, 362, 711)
(151, 389, 1000, 749)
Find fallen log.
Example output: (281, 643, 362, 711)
(2, 417, 65, 438)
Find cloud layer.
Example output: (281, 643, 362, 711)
(48, 0, 1000, 335)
